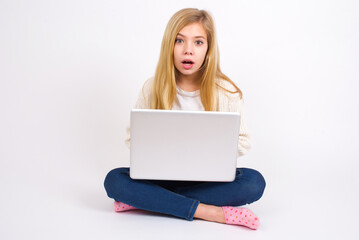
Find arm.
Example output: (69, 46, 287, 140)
(125, 78, 153, 148)
(235, 98, 251, 156)
(217, 80, 252, 156)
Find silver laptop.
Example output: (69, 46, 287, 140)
(129, 109, 240, 182)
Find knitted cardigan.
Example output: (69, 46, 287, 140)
(125, 77, 251, 157)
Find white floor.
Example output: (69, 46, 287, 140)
(1, 154, 358, 240)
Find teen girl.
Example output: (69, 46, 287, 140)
(104, 8, 266, 230)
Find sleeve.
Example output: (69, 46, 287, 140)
(229, 95, 251, 157)
(124, 78, 153, 148)
(236, 98, 251, 156)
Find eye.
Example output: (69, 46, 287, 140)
(175, 38, 183, 43)
(195, 40, 204, 45)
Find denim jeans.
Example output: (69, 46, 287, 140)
(104, 167, 265, 221)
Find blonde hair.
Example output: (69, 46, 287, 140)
(151, 8, 242, 111)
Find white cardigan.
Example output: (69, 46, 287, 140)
(125, 77, 251, 157)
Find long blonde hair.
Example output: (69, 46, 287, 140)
(151, 8, 242, 111)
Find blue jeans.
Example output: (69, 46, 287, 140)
(104, 167, 265, 221)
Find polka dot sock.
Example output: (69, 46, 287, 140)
(113, 201, 138, 212)
(221, 206, 260, 230)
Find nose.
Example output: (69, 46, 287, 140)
(184, 50, 193, 55)
(184, 43, 193, 55)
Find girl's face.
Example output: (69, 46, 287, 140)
(173, 22, 208, 79)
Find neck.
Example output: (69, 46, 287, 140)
(176, 73, 201, 92)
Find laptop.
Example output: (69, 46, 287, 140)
(129, 109, 240, 182)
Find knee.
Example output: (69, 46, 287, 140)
(104, 167, 129, 198)
(250, 169, 266, 202)
(236, 168, 266, 204)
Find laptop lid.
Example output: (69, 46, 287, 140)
(129, 109, 240, 182)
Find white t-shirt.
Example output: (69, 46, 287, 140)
(171, 86, 204, 111)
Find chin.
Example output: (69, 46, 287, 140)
(182, 69, 200, 76)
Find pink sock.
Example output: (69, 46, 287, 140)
(113, 201, 138, 212)
(222, 206, 260, 230)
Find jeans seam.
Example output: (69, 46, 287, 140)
(187, 200, 197, 220)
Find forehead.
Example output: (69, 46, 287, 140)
(177, 22, 207, 38)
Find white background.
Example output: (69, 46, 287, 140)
(1, 0, 358, 239)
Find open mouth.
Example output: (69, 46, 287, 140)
(181, 59, 194, 70)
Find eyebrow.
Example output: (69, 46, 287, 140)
(176, 33, 206, 39)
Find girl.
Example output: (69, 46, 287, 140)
(104, 8, 265, 230)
